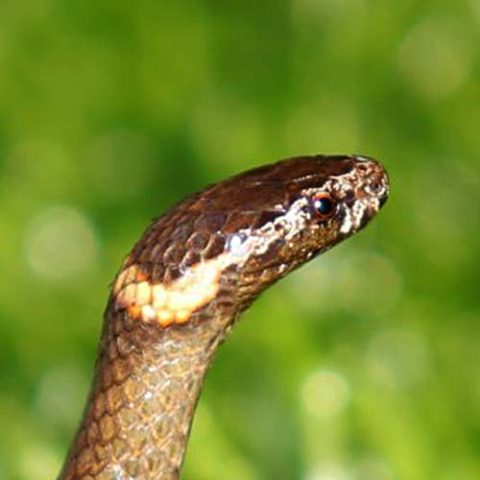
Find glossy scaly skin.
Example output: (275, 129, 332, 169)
(59, 155, 389, 479)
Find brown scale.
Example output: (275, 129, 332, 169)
(59, 154, 389, 479)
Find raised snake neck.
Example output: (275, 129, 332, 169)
(59, 154, 389, 479)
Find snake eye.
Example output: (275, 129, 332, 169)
(311, 193, 336, 220)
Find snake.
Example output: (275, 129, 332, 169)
(59, 154, 389, 479)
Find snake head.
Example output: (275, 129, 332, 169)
(220, 155, 389, 295)
(113, 155, 389, 327)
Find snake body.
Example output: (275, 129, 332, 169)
(59, 154, 389, 479)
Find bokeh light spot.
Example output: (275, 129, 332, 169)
(355, 457, 394, 480)
(397, 17, 473, 100)
(305, 463, 351, 480)
(302, 369, 350, 418)
(24, 206, 99, 282)
(19, 444, 59, 480)
(366, 330, 430, 390)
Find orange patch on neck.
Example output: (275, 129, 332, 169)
(112, 257, 227, 327)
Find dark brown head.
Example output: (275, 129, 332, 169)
(113, 155, 389, 327)
(204, 154, 389, 296)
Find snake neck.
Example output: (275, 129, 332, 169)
(59, 307, 235, 480)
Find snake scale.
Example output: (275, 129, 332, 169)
(59, 154, 389, 479)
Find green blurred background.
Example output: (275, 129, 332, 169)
(1, 1, 479, 479)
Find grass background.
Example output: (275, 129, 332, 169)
(0, 1, 479, 479)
